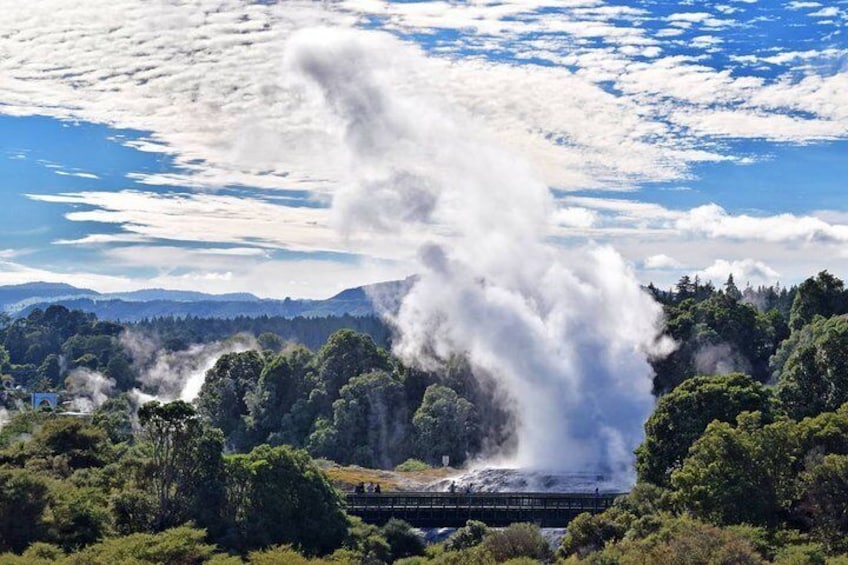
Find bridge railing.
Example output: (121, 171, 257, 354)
(344, 491, 623, 526)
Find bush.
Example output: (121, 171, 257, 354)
(395, 459, 432, 472)
(445, 520, 489, 552)
(64, 526, 218, 565)
(381, 518, 425, 561)
(559, 507, 634, 558)
(481, 523, 551, 563)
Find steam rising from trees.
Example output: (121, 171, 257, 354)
(286, 29, 673, 476)
(66, 368, 115, 413)
(120, 330, 257, 403)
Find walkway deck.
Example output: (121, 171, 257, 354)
(345, 492, 622, 528)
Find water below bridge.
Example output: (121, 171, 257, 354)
(345, 492, 623, 528)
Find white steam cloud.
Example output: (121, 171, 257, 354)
(65, 368, 116, 413)
(287, 29, 673, 477)
(120, 330, 257, 403)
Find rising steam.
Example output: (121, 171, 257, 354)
(120, 330, 257, 403)
(66, 368, 115, 413)
(287, 29, 673, 477)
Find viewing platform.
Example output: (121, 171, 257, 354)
(345, 491, 622, 528)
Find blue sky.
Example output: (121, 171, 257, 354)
(0, 0, 847, 298)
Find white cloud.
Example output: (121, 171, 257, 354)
(675, 204, 848, 243)
(0, 0, 844, 202)
(809, 7, 840, 17)
(554, 206, 598, 228)
(643, 254, 685, 270)
(697, 258, 781, 285)
(2, 0, 848, 300)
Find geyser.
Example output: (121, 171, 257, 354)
(287, 29, 672, 479)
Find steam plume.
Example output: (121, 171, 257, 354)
(120, 330, 257, 402)
(66, 368, 115, 413)
(287, 29, 672, 477)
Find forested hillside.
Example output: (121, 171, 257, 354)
(2, 271, 848, 562)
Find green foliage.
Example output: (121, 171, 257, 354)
(0, 469, 51, 553)
(111, 488, 157, 535)
(799, 454, 848, 552)
(221, 444, 347, 555)
(444, 520, 489, 552)
(613, 514, 766, 564)
(380, 519, 425, 562)
(773, 543, 828, 565)
(309, 370, 410, 468)
(244, 346, 312, 447)
(395, 458, 431, 472)
(636, 373, 775, 486)
(64, 525, 217, 565)
(137, 401, 225, 532)
(789, 271, 848, 331)
(412, 385, 477, 466)
(479, 523, 551, 563)
(559, 507, 634, 558)
(777, 315, 848, 419)
(256, 332, 284, 353)
(91, 394, 134, 444)
(17, 417, 113, 476)
(671, 414, 800, 527)
(132, 314, 391, 353)
(196, 351, 265, 450)
(47, 485, 110, 551)
(313, 329, 392, 402)
(341, 516, 390, 563)
(651, 292, 780, 393)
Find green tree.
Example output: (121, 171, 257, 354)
(0, 470, 51, 553)
(222, 444, 347, 555)
(777, 315, 848, 419)
(558, 506, 634, 558)
(257, 332, 284, 353)
(380, 519, 425, 562)
(652, 294, 778, 393)
(309, 370, 410, 468)
(244, 347, 311, 445)
(36, 354, 61, 387)
(312, 329, 391, 403)
(196, 351, 265, 449)
(47, 486, 109, 552)
(636, 373, 775, 486)
(671, 414, 800, 527)
(789, 271, 847, 330)
(412, 385, 477, 466)
(480, 523, 552, 563)
(137, 400, 225, 531)
(799, 454, 848, 552)
(64, 526, 218, 565)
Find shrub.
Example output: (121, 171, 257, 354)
(444, 520, 489, 552)
(381, 518, 425, 561)
(481, 523, 551, 563)
(395, 459, 432, 472)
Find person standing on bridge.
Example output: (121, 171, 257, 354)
(374, 483, 381, 494)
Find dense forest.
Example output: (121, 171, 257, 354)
(2, 271, 848, 562)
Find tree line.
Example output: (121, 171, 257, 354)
(3, 270, 848, 561)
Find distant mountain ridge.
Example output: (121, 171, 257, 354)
(0, 279, 414, 321)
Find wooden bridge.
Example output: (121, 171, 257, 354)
(345, 492, 622, 528)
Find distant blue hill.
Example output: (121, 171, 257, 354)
(0, 279, 413, 321)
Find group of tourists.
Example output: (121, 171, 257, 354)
(447, 481, 474, 494)
(353, 481, 382, 494)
